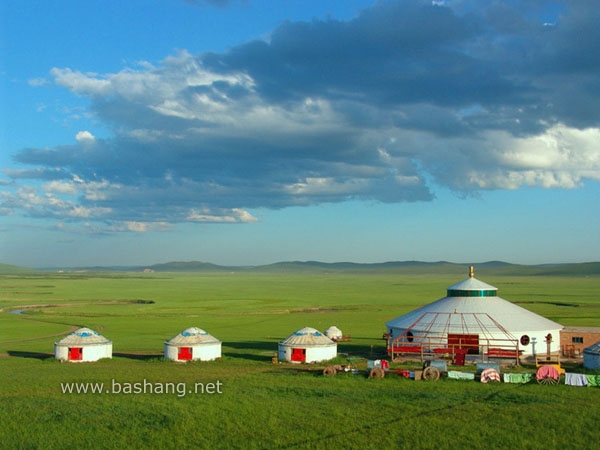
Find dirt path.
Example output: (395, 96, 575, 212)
(1, 304, 81, 350)
(0, 325, 79, 345)
(0, 303, 77, 313)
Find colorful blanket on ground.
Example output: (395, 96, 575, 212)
(536, 365, 559, 380)
(480, 368, 501, 383)
(586, 374, 600, 387)
(503, 373, 533, 384)
(565, 372, 588, 387)
(448, 370, 475, 381)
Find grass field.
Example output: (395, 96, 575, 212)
(1, 268, 599, 449)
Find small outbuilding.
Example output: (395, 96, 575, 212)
(164, 327, 222, 362)
(54, 327, 112, 362)
(278, 326, 337, 363)
(583, 341, 600, 370)
(560, 327, 600, 357)
(324, 325, 343, 341)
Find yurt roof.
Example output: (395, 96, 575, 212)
(584, 341, 600, 355)
(386, 268, 563, 333)
(280, 327, 336, 346)
(165, 327, 221, 345)
(55, 327, 111, 345)
(447, 277, 497, 293)
(325, 325, 342, 335)
(391, 311, 518, 339)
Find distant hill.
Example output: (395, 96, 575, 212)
(252, 260, 460, 273)
(5, 260, 600, 276)
(146, 261, 244, 272)
(0, 263, 41, 275)
(143, 260, 600, 276)
(515, 262, 600, 276)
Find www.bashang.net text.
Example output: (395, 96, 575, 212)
(60, 379, 223, 398)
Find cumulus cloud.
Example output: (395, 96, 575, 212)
(187, 207, 258, 223)
(43, 180, 79, 195)
(4, 0, 600, 233)
(7, 186, 112, 219)
(75, 131, 95, 143)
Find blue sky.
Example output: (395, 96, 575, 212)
(1, 0, 599, 268)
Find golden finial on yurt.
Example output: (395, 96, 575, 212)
(469, 265, 475, 278)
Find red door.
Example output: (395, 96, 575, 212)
(68, 347, 83, 361)
(291, 348, 306, 362)
(178, 347, 193, 360)
(448, 334, 479, 354)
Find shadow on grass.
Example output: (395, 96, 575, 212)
(334, 339, 387, 358)
(222, 341, 278, 362)
(7, 350, 54, 360)
(113, 352, 163, 361)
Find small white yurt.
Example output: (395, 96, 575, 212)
(164, 327, 222, 362)
(278, 326, 337, 363)
(324, 325, 343, 341)
(54, 327, 112, 362)
(583, 341, 600, 370)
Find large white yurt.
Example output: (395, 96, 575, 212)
(583, 341, 600, 370)
(279, 327, 337, 363)
(164, 327, 222, 362)
(54, 327, 112, 362)
(385, 267, 563, 359)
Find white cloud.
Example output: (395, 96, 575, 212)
(231, 208, 259, 223)
(51, 68, 113, 96)
(495, 125, 599, 171)
(124, 221, 148, 232)
(43, 181, 78, 195)
(286, 177, 369, 196)
(11, 186, 112, 219)
(41, 178, 120, 201)
(187, 207, 258, 223)
(476, 125, 600, 189)
(75, 130, 95, 143)
(115, 221, 171, 232)
(82, 180, 121, 201)
(67, 205, 112, 218)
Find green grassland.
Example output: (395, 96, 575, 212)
(1, 268, 600, 449)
